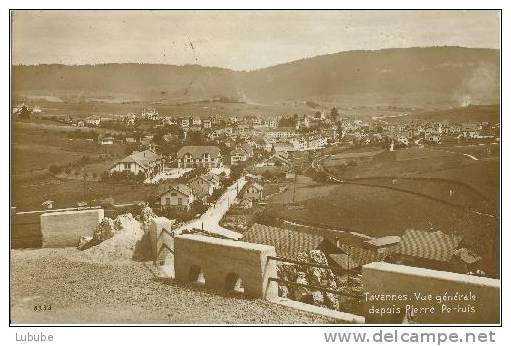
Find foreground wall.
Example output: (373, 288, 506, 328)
(40, 209, 104, 247)
(362, 262, 500, 324)
(174, 234, 278, 299)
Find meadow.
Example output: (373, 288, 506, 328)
(11, 121, 145, 210)
(264, 143, 500, 275)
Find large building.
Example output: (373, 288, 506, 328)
(110, 149, 164, 178)
(176, 146, 222, 168)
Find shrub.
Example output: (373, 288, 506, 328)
(48, 164, 62, 175)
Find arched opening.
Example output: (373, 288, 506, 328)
(224, 272, 244, 294)
(189, 265, 205, 285)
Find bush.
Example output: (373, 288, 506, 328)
(48, 164, 62, 175)
(253, 211, 277, 225)
(190, 200, 208, 215)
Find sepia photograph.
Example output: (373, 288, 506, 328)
(9, 9, 501, 326)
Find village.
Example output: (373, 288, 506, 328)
(11, 101, 500, 321)
(8, 6, 505, 328)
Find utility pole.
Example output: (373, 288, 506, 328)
(83, 172, 87, 202)
(292, 169, 297, 204)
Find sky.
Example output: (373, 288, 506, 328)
(11, 10, 501, 71)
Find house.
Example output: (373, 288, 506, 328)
(461, 123, 481, 139)
(264, 127, 296, 142)
(332, 232, 397, 271)
(85, 116, 101, 127)
(192, 118, 202, 126)
(425, 133, 441, 144)
(176, 146, 222, 168)
(290, 135, 327, 151)
(230, 148, 249, 165)
(100, 137, 114, 145)
(396, 229, 463, 270)
(181, 118, 190, 128)
(124, 113, 136, 125)
(161, 116, 176, 126)
(202, 119, 212, 128)
(254, 138, 273, 152)
(125, 137, 137, 144)
(41, 200, 54, 209)
(242, 182, 263, 201)
(159, 183, 195, 210)
(243, 223, 324, 260)
(273, 142, 295, 153)
(110, 149, 164, 178)
(264, 152, 291, 167)
(141, 108, 158, 120)
(264, 118, 278, 128)
(202, 172, 220, 189)
(189, 175, 215, 197)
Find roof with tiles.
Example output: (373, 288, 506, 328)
(177, 146, 221, 159)
(243, 223, 323, 260)
(116, 149, 161, 169)
(396, 229, 463, 262)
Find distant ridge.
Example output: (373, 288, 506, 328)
(12, 46, 500, 106)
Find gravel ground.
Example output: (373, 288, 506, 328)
(10, 248, 335, 324)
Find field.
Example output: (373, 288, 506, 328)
(11, 122, 150, 211)
(12, 122, 127, 174)
(19, 99, 317, 120)
(12, 177, 156, 211)
(322, 145, 499, 201)
(264, 143, 500, 276)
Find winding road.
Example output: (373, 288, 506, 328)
(173, 176, 247, 239)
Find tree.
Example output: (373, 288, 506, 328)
(186, 131, 203, 145)
(190, 200, 208, 215)
(329, 107, 339, 122)
(18, 106, 32, 119)
(48, 164, 61, 175)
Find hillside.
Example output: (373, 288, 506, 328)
(12, 46, 500, 107)
(412, 104, 500, 123)
(244, 47, 500, 107)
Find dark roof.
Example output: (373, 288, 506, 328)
(203, 172, 220, 184)
(329, 253, 360, 270)
(337, 243, 394, 267)
(189, 181, 209, 199)
(365, 236, 401, 248)
(116, 150, 161, 169)
(158, 183, 193, 197)
(397, 229, 463, 262)
(177, 146, 221, 159)
(454, 248, 481, 264)
(243, 223, 323, 260)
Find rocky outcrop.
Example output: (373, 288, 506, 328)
(277, 250, 341, 311)
(93, 217, 117, 242)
